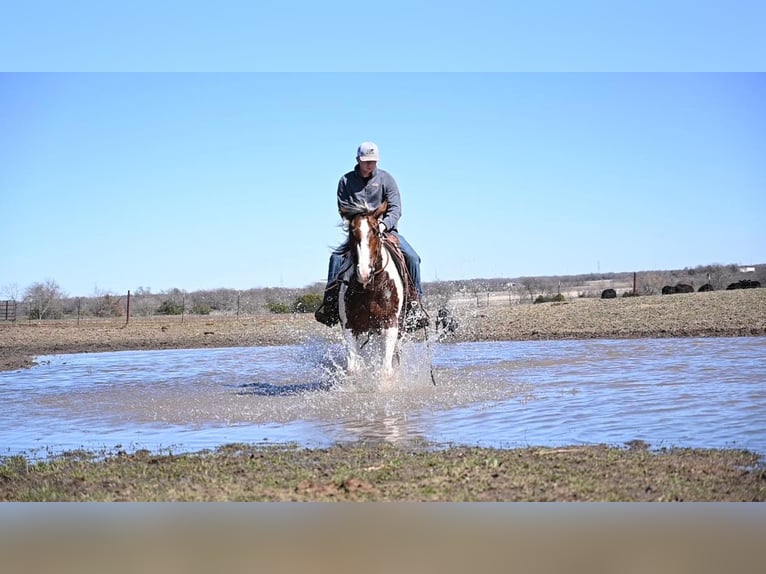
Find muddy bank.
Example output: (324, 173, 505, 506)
(2, 442, 763, 501)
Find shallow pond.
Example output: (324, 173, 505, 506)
(1, 337, 765, 459)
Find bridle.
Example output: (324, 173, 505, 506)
(348, 214, 389, 289)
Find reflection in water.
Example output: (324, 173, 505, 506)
(0, 336, 765, 459)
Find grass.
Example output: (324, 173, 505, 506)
(2, 442, 764, 502)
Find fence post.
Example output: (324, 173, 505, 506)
(126, 290, 131, 325)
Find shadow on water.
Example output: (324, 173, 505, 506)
(233, 381, 333, 396)
(1, 336, 765, 460)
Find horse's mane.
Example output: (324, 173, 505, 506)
(339, 200, 377, 219)
(336, 200, 387, 251)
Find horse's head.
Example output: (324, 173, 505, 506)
(342, 201, 387, 287)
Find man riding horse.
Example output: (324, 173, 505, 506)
(315, 141, 428, 331)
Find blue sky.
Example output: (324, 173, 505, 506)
(2, 1, 765, 71)
(1, 4, 765, 298)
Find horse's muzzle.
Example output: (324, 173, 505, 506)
(356, 264, 373, 287)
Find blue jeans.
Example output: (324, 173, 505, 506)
(326, 231, 422, 296)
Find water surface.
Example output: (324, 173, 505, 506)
(1, 337, 764, 459)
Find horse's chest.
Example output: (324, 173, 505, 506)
(343, 272, 400, 333)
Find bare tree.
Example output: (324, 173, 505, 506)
(520, 278, 537, 303)
(1, 282, 20, 301)
(520, 277, 548, 303)
(637, 272, 664, 295)
(24, 279, 65, 319)
(703, 264, 729, 290)
(88, 286, 123, 317)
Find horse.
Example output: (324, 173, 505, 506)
(337, 201, 406, 378)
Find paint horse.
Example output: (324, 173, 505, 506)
(338, 201, 406, 377)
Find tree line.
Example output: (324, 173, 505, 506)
(2, 263, 762, 321)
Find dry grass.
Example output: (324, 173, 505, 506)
(448, 288, 766, 342)
(2, 442, 764, 502)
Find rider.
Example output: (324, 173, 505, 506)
(315, 141, 426, 329)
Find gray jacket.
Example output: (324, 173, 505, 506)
(337, 166, 402, 232)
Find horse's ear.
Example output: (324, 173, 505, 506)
(373, 201, 387, 219)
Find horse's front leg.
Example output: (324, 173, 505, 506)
(343, 329, 363, 373)
(381, 327, 399, 376)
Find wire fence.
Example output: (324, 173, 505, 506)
(22, 288, 320, 323)
(0, 300, 16, 322)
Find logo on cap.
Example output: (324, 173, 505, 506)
(357, 141, 380, 161)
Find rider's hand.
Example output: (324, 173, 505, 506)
(378, 221, 387, 234)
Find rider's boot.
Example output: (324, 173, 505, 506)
(314, 283, 340, 327)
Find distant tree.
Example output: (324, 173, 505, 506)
(184, 288, 239, 315)
(703, 264, 729, 291)
(90, 286, 123, 317)
(534, 293, 565, 304)
(131, 287, 160, 317)
(24, 279, 65, 319)
(0, 282, 20, 301)
(268, 301, 292, 314)
(157, 288, 186, 316)
(293, 293, 322, 313)
(521, 277, 546, 303)
(190, 302, 212, 315)
(637, 272, 664, 295)
(157, 300, 183, 315)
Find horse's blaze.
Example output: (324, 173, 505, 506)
(355, 218, 373, 286)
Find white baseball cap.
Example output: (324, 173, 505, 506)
(356, 141, 380, 162)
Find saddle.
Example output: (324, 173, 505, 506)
(381, 234, 420, 307)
